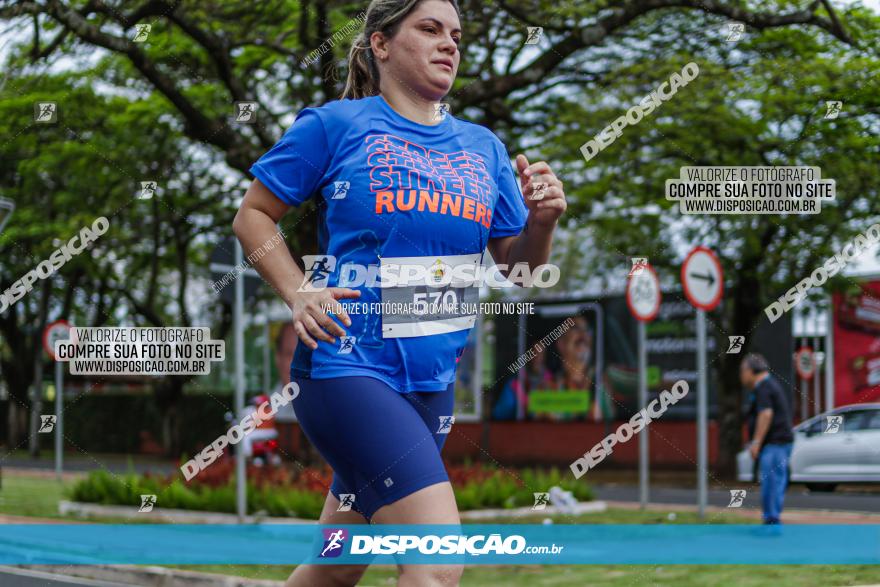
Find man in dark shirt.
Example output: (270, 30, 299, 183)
(741, 353, 794, 524)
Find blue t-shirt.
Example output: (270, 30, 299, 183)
(250, 94, 528, 392)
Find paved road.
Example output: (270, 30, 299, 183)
(0, 567, 136, 587)
(593, 483, 880, 512)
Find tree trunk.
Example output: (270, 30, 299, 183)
(716, 271, 763, 476)
(155, 377, 186, 459)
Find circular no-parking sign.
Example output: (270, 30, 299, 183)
(795, 347, 816, 380)
(43, 319, 72, 360)
(681, 246, 723, 311)
(626, 263, 661, 322)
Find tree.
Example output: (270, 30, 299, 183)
(1, 0, 874, 469)
(534, 10, 880, 471)
(0, 76, 235, 455)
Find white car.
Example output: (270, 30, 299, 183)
(736, 403, 880, 492)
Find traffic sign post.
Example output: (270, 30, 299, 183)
(681, 247, 723, 519)
(795, 346, 816, 380)
(626, 263, 661, 510)
(43, 319, 72, 482)
(210, 236, 268, 522)
(795, 346, 816, 421)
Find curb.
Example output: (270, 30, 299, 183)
(60, 499, 607, 523)
(59, 501, 315, 524)
(603, 499, 880, 522)
(460, 500, 607, 520)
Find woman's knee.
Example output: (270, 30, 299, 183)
(286, 563, 368, 587)
(399, 563, 464, 586)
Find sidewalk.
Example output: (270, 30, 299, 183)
(605, 499, 880, 524)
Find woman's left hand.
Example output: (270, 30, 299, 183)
(516, 154, 566, 228)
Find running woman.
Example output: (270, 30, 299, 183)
(233, 1, 566, 585)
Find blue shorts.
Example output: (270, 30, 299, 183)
(291, 375, 455, 521)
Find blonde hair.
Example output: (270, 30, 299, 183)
(341, 0, 461, 100)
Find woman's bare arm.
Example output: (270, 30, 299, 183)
(232, 179, 360, 349)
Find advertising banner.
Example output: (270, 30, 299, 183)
(832, 280, 880, 405)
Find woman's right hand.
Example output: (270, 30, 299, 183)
(288, 287, 362, 350)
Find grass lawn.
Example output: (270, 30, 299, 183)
(3, 470, 879, 586)
(0, 471, 72, 518)
(0, 469, 170, 524)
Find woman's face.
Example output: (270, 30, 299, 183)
(374, 0, 461, 100)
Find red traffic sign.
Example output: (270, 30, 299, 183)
(626, 263, 661, 322)
(43, 319, 72, 360)
(681, 246, 723, 311)
(795, 347, 816, 379)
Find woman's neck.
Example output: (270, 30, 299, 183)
(380, 85, 444, 126)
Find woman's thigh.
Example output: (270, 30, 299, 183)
(292, 376, 455, 521)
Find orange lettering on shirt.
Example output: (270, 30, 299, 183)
(462, 198, 476, 220)
(376, 191, 394, 213)
(475, 203, 486, 225)
(441, 193, 461, 216)
(397, 189, 417, 211)
(418, 190, 439, 213)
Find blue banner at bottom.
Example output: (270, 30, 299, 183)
(0, 524, 877, 565)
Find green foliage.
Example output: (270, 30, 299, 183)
(68, 465, 593, 519)
(68, 468, 327, 519)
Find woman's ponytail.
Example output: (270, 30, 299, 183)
(340, 0, 460, 100)
(341, 31, 381, 100)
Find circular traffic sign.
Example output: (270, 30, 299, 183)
(681, 246, 723, 311)
(795, 347, 816, 379)
(43, 319, 72, 360)
(626, 263, 661, 322)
